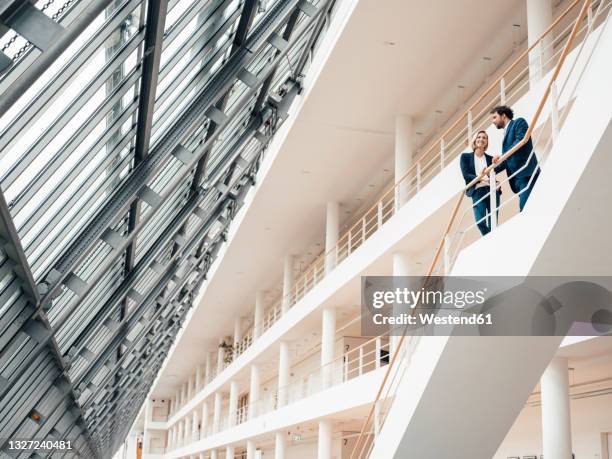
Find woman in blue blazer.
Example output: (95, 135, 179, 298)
(459, 131, 502, 236)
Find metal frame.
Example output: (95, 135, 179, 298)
(0, 0, 336, 456)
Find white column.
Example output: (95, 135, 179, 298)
(182, 382, 188, 404)
(274, 432, 286, 459)
(225, 445, 234, 459)
(391, 252, 412, 356)
(249, 364, 260, 420)
(217, 337, 225, 373)
(205, 351, 213, 383)
(188, 374, 195, 399)
(124, 432, 139, 459)
(192, 410, 199, 440)
(254, 291, 265, 338)
(317, 419, 333, 459)
(321, 308, 336, 388)
(527, 0, 553, 86)
(143, 400, 152, 453)
(228, 380, 238, 427)
(213, 392, 222, 433)
(177, 419, 183, 446)
(395, 114, 415, 206)
(210, 449, 218, 459)
(325, 201, 339, 274)
(541, 356, 572, 459)
(184, 417, 190, 443)
(233, 317, 242, 358)
(195, 365, 202, 390)
(246, 440, 256, 459)
(201, 401, 209, 437)
(282, 255, 294, 313)
(277, 341, 290, 407)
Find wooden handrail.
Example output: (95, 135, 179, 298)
(350, 0, 593, 456)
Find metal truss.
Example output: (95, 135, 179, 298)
(0, 0, 336, 456)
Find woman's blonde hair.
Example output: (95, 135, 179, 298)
(471, 130, 489, 151)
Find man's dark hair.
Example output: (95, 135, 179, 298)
(490, 105, 514, 119)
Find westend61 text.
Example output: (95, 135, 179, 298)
(371, 312, 493, 326)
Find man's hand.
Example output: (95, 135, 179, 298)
(492, 155, 501, 164)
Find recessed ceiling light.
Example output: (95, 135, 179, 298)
(265, 227, 271, 231)
(301, 170, 310, 174)
(369, 184, 375, 188)
(384, 40, 396, 46)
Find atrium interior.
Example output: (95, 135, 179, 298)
(0, 0, 611, 458)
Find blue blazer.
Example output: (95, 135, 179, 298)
(460, 151, 503, 197)
(496, 117, 539, 193)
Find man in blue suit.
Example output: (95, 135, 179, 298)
(490, 105, 540, 211)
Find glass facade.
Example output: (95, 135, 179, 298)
(0, 0, 335, 456)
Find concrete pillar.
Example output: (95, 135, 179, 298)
(182, 382, 188, 404)
(246, 440, 256, 459)
(195, 365, 202, 391)
(228, 380, 238, 427)
(325, 201, 339, 274)
(188, 374, 195, 399)
(192, 410, 199, 440)
(274, 432, 286, 459)
(527, 0, 554, 86)
(201, 401, 209, 437)
(277, 341, 290, 407)
(317, 419, 333, 459)
(282, 255, 294, 313)
(541, 356, 572, 459)
(217, 337, 225, 373)
(233, 317, 242, 355)
(125, 432, 139, 459)
(249, 364, 260, 420)
(177, 419, 183, 446)
(225, 445, 234, 459)
(205, 351, 213, 383)
(184, 417, 190, 443)
(395, 114, 415, 206)
(213, 392, 222, 433)
(254, 291, 265, 338)
(321, 308, 336, 388)
(210, 449, 218, 459)
(143, 400, 152, 452)
(391, 252, 412, 356)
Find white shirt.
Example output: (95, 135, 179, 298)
(474, 153, 488, 188)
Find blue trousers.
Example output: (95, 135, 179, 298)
(514, 168, 540, 212)
(471, 187, 501, 236)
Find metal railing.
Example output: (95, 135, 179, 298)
(350, 0, 610, 456)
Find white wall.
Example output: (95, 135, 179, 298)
(494, 393, 612, 459)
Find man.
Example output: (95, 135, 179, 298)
(490, 105, 540, 211)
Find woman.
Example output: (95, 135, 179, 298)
(459, 130, 501, 236)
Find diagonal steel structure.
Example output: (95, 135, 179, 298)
(0, 0, 337, 456)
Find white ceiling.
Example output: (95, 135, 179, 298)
(151, 0, 531, 396)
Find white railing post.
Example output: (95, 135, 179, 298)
(467, 110, 473, 144)
(416, 161, 422, 192)
(374, 400, 381, 439)
(377, 201, 383, 228)
(361, 217, 366, 244)
(443, 235, 450, 276)
(551, 80, 559, 142)
(500, 77, 506, 105)
(375, 337, 381, 369)
(587, 2, 594, 29)
(347, 232, 352, 256)
(359, 347, 364, 376)
(439, 138, 445, 169)
(489, 169, 497, 231)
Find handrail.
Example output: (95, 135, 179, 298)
(350, 0, 593, 456)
